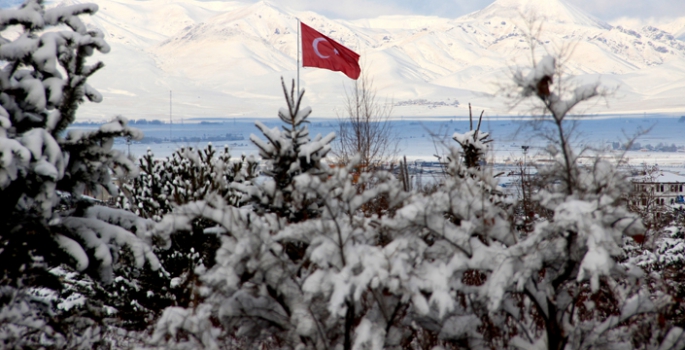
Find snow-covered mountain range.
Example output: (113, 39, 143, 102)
(35, 0, 685, 119)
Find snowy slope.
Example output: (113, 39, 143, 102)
(662, 17, 685, 41)
(37, 0, 685, 119)
(467, 0, 611, 30)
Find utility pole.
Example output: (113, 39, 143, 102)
(169, 90, 172, 142)
(521, 145, 530, 233)
(521, 145, 529, 175)
(296, 18, 300, 95)
(126, 136, 131, 156)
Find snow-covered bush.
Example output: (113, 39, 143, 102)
(625, 219, 685, 333)
(118, 144, 257, 221)
(0, 1, 162, 346)
(452, 105, 492, 170)
(117, 148, 171, 220)
(114, 144, 258, 327)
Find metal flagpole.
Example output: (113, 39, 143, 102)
(296, 18, 300, 95)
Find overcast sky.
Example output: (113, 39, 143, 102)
(2, 0, 683, 21)
(264, 0, 685, 21)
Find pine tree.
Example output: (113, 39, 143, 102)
(148, 81, 414, 349)
(118, 144, 257, 221)
(0, 1, 163, 346)
(244, 78, 335, 222)
(109, 144, 259, 333)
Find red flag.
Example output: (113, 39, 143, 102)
(301, 22, 360, 80)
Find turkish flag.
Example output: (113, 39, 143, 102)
(301, 22, 361, 80)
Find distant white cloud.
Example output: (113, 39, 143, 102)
(255, 0, 685, 21)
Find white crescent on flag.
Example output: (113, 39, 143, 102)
(312, 38, 329, 59)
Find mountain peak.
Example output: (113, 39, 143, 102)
(471, 0, 610, 29)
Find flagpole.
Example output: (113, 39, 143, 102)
(296, 17, 300, 95)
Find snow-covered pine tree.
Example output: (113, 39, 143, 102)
(162, 144, 257, 208)
(242, 78, 335, 222)
(453, 103, 493, 170)
(118, 144, 257, 221)
(0, 1, 163, 347)
(118, 148, 171, 220)
(107, 144, 258, 332)
(147, 82, 431, 349)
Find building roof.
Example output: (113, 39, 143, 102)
(631, 171, 685, 183)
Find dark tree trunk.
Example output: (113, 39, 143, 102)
(344, 298, 355, 350)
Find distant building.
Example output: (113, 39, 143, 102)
(630, 171, 685, 206)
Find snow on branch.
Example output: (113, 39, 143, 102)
(515, 55, 556, 99)
(60, 116, 142, 196)
(299, 131, 334, 163)
(152, 194, 254, 244)
(0, 137, 31, 188)
(514, 54, 601, 119)
(0, 0, 44, 30)
(44, 3, 99, 34)
(60, 216, 160, 283)
(83, 205, 156, 240)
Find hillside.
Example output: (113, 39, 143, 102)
(33, 0, 685, 119)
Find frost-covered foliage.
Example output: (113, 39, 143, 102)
(146, 70, 685, 349)
(628, 226, 685, 271)
(117, 148, 170, 220)
(484, 53, 683, 349)
(118, 144, 257, 221)
(453, 105, 492, 170)
(0, 283, 101, 349)
(110, 143, 258, 335)
(149, 85, 429, 349)
(149, 162, 410, 350)
(0, 1, 162, 347)
(60, 116, 142, 198)
(625, 221, 685, 332)
(241, 78, 335, 222)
